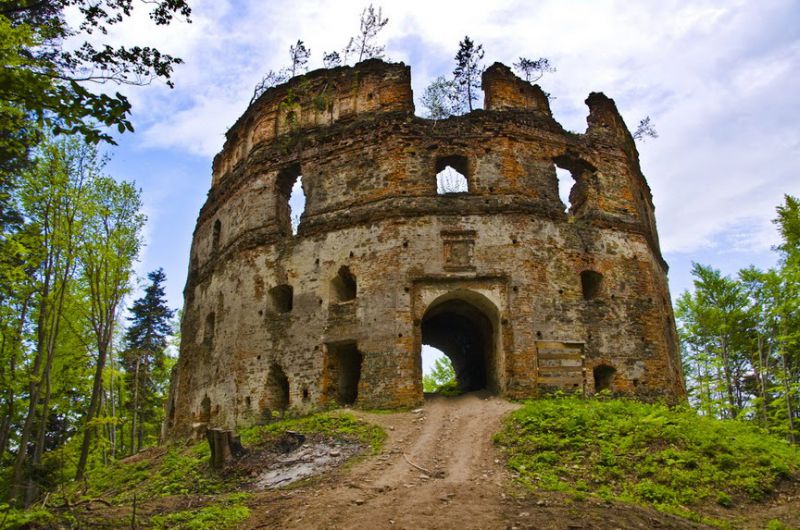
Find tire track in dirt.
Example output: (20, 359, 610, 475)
(244, 391, 519, 529)
(241, 393, 711, 530)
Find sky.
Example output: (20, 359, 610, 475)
(96, 1, 800, 370)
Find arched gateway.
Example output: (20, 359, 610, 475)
(420, 291, 501, 393)
(163, 58, 685, 439)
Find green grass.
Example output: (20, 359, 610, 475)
(495, 396, 800, 519)
(149, 493, 251, 530)
(239, 411, 386, 452)
(80, 442, 223, 505)
(26, 411, 383, 528)
(73, 411, 384, 509)
(0, 504, 57, 528)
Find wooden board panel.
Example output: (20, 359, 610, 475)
(536, 340, 586, 392)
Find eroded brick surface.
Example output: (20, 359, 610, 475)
(164, 59, 686, 439)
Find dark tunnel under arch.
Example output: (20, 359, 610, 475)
(420, 291, 500, 393)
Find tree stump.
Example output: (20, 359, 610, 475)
(206, 429, 246, 470)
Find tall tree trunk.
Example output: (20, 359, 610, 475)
(26, 370, 53, 506)
(76, 342, 109, 480)
(0, 295, 30, 459)
(11, 165, 82, 505)
(779, 347, 796, 443)
(109, 349, 117, 459)
(0, 333, 10, 460)
(720, 338, 738, 418)
(9, 267, 53, 505)
(757, 335, 769, 426)
(100, 390, 108, 466)
(131, 355, 140, 455)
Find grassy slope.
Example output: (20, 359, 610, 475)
(5, 398, 799, 528)
(0, 412, 384, 529)
(495, 396, 800, 528)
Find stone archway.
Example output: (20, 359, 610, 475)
(420, 291, 500, 393)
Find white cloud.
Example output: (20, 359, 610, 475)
(101, 0, 799, 259)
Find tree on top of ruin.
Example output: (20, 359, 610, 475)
(250, 39, 312, 104)
(421, 76, 458, 120)
(344, 4, 389, 64)
(251, 70, 289, 104)
(452, 36, 485, 112)
(323, 51, 342, 68)
(420, 37, 485, 118)
(513, 57, 556, 83)
(289, 40, 311, 77)
(633, 116, 659, 142)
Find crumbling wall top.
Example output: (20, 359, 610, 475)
(482, 62, 552, 115)
(212, 59, 413, 185)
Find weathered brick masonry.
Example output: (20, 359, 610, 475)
(164, 59, 686, 438)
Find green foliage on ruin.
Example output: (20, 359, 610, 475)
(495, 396, 800, 526)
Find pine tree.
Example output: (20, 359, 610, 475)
(452, 36, 485, 112)
(121, 268, 174, 454)
(289, 40, 311, 77)
(512, 56, 555, 83)
(343, 4, 389, 64)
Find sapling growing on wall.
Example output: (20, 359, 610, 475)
(344, 4, 389, 64)
(452, 36, 485, 112)
(421, 76, 458, 119)
(251, 39, 312, 104)
(633, 116, 659, 141)
(251, 70, 289, 104)
(513, 56, 556, 83)
(323, 51, 342, 68)
(289, 40, 311, 77)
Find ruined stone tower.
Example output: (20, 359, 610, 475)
(164, 59, 685, 438)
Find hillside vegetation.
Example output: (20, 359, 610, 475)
(495, 396, 800, 527)
(0, 412, 384, 529)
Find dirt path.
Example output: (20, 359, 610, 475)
(241, 393, 709, 530)
(244, 391, 519, 529)
(68, 393, 797, 529)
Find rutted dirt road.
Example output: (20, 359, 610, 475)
(243, 392, 518, 529)
(241, 393, 708, 530)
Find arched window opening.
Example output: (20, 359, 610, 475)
(436, 166, 468, 194)
(266, 363, 290, 417)
(593, 365, 616, 392)
(553, 155, 596, 215)
(435, 155, 469, 194)
(325, 341, 363, 405)
(276, 164, 306, 236)
(269, 284, 293, 313)
(555, 167, 573, 212)
(204, 312, 216, 346)
(331, 266, 357, 302)
(581, 270, 603, 300)
(212, 219, 221, 253)
(288, 177, 305, 235)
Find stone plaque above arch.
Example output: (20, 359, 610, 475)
(441, 230, 476, 271)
